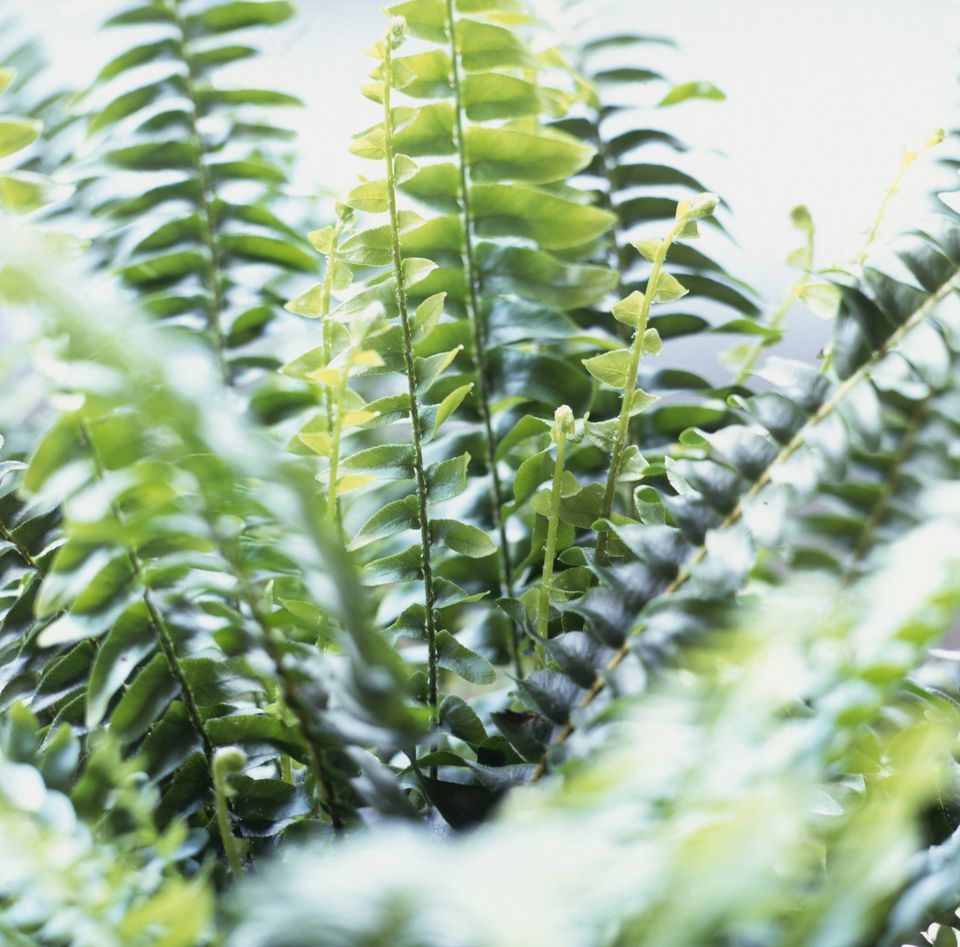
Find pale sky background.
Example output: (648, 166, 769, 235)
(13, 0, 960, 362)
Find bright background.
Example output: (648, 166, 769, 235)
(14, 0, 960, 362)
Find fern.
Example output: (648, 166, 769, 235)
(5, 0, 960, 940)
(86, 0, 313, 408)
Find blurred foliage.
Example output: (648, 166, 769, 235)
(2, 0, 960, 945)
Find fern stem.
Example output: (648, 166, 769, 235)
(260, 633, 345, 830)
(532, 266, 960, 779)
(443, 0, 519, 673)
(77, 419, 213, 763)
(856, 149, 922, 267)
(595, 219, 683, 562)
(325, 364, 350, 532)
(536, 407, 572, 655)
(320, 211, 349, 517)
(0, 518, 45, 575)
(222, 542, 344, 830)
(384, 33, 440, 721)
(212, 747, 246, 877)
(320, 213, 348, 370)
(168, 0, 228, 383)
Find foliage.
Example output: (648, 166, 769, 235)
(2, 0, 960, 944)
(226, 498, 960, 946)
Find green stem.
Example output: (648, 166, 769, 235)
(325, 364, 350, 531)
(222, 540, 344, 830)
(384, 35, 440, 722)
(168, 0, 228, 383)
(78, 419, 213, 763)
(320, 212, 349, 495)
(535, 415, 570, 653)
(823, 130, 942, 373)
(595, 218, 684, 562)
(320, 213, 348, 370)
(856, 161, 910, 268)
(0, 518, 45, 575)
(443, 0, 519, 674)
(212, 747, 245, 877)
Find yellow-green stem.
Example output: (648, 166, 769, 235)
(212, 747, 245, 878)
(535, 429, 568, 651)
(595, 218, 684, 562)
(319, 213, 349, 501)
(325, 364, 350, 530)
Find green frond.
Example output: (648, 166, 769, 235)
(86, 0, 311, 399)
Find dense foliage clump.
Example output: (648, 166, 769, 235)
(3, 1, 960, 944)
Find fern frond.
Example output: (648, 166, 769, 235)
(85, 0, 313, 404)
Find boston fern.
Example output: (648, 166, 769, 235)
(85, 0, 316, 416)
(4, 1, 960, 944)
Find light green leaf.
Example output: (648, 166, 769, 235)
(349, 496, 420, 550)
(390, 49, 452, 98)
(414, 292, 446, 342)
(431, 383, 473, 435)
(633, 239, 662, 262)
(431, 519, 497, 558)
(386, 0, 447, 41)
(465, 126, 594, 184)
(470, 183, 616, 251)
(417, 345, 463, 391)
(341, 444, 416, 480)
(658, 80, 725, 107)
(514, 449, 551, 504)
(96, 40, 176, 81)
(617, 445, 650, 483)
(612, 291, 646, 328)
(427, 453, 470, 502)
(462, 72, 541, 120)
(344, 178, 389, 213)
(457, 19, 535, 71)
(0, 118, 41, 159)
(187, 1, 295, 35)
(641, 327, 662, 356)
(365, 544, 423, 585)
(582, 348, 632, 390)
(652, 272, 688, 303)
(285, 284, 324, 318)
